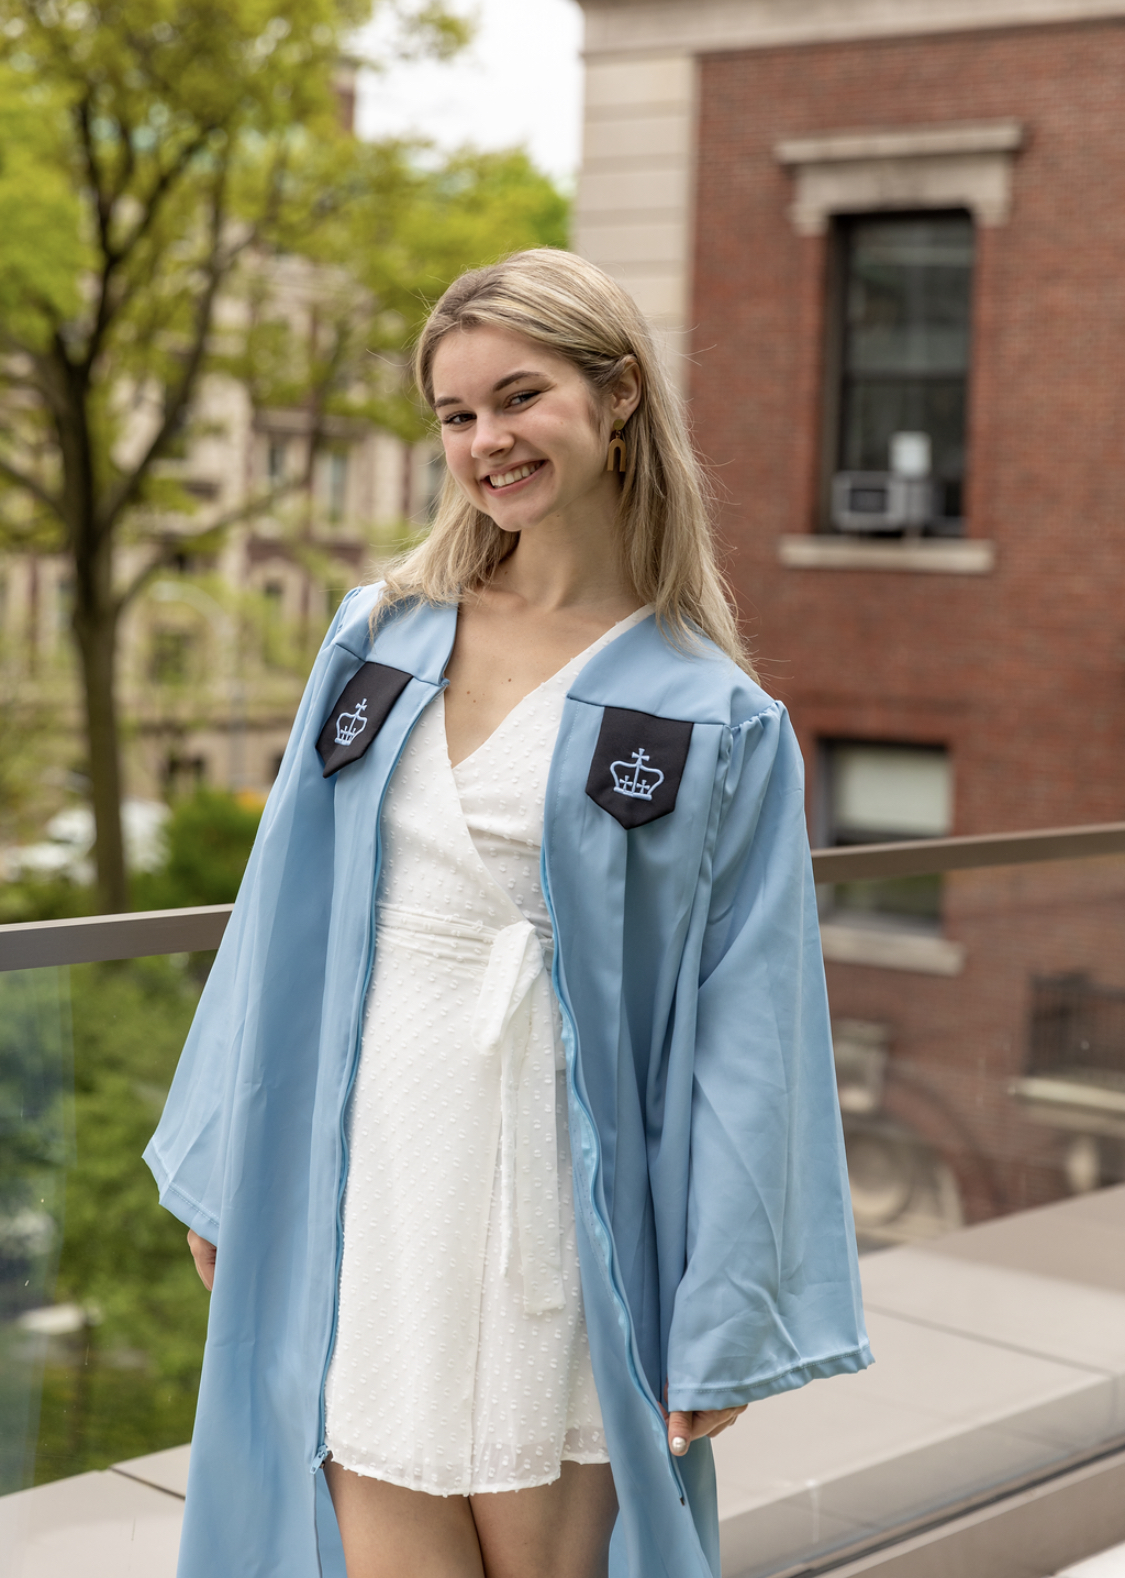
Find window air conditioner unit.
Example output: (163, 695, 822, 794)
(831, 472, 933, 534)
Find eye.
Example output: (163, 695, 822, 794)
(508, 389, 540, 407)
(441, 411, 472, 427)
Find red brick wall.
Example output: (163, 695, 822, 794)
(693, 19, 1125, 833)
(690, 22, 1125, 1220)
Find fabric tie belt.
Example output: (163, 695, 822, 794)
(376, 906, 566, 1317)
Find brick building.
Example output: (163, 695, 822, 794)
(575, 0, 1125, 1240)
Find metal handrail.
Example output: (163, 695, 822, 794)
(0, 905, 233, 971)
(809, 819, 1125, 882)
(2, 820, 1125, 971)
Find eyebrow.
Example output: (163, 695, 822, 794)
(433, 370, 544, 409)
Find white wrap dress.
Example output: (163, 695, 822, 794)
(324, 609, 651, 1497)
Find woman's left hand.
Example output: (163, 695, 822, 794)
(665, 1405, 747, 1456)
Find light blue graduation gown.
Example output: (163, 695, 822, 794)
(145, 586, 871, 1578)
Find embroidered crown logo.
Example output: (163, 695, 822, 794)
(334, 697, 369, 747)
(610, 748, 664, 802)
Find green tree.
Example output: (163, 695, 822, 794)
(0, 0, 569, 914)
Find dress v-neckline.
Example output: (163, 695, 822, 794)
(445, 605, 653, 775)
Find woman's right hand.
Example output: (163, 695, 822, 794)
(187, 1229, 217, 1291)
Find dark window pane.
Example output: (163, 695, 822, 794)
(837, 213, 974, 526)
(821, 741, 952, 929)
(844, 216, 973, 377)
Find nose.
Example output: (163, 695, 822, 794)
(471, 411, 514, 461)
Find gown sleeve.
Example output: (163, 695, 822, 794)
(142, 589, 364, 1242)
(664, 701, 872, 1412)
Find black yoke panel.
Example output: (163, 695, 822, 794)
(317, 662, 413, 777)
(585, 706, 694, 830)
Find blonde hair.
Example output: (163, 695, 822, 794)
(378, 248, 753, 675)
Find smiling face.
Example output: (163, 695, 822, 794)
(431, 324, 639, 536)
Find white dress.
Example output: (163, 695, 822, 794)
(323, 608, 652, 1497)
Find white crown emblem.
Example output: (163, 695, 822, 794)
(610, 748, 664, 801)
(335, 697, 369, 747)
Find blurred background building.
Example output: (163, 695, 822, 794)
(576, 0, 1125, 1241)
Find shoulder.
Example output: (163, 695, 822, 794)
(326, 581, 387, 657)
(570, 613, 782, 732)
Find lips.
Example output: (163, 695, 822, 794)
(484, 460, 544, 491)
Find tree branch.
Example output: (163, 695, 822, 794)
(76, 93, 112, 259)
(101, 165, 231, 531)
(0, 454, 65, 520)
(114, 476, 305, 612)
(118, 126, 217, 263)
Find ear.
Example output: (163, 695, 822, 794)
(609, 356, 642, 426)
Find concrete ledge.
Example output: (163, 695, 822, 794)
(820, 922, 966, 975)
(1, 1462, 184, 1578)
(822, 1445, 1125, 1578)
(776, 120, 1024, 165)
(716, 1186, 1125, 1577)
(778, 535, 996, 574)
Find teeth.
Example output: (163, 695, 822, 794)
(489, 462, 538, 489)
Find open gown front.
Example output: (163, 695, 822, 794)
(324, 610, 650, 1496)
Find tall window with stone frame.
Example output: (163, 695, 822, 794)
(823, 211, 974, 537)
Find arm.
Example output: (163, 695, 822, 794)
(145, 586, 368, 1241)
(665, 704, 870, 1419)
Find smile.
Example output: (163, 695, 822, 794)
(485, 461, 543, 491)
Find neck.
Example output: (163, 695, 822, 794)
(489, 481, 638, 616)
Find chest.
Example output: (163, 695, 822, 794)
(443, 602, 641, 767)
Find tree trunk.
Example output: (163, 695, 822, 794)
(73, 595, 128, 915)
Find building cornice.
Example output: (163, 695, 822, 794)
(774, 121, 1025, 166)
(580, 0, 1125, 60)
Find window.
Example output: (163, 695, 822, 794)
(165, 753, 208, 795)
(327, 450, 348, 523)
(267, 438, 288, 486)
(819, 741, 952, 926)
(150, 629, 194, 685)
(828, 212, 974, 535)
(261, 581, 286, 668)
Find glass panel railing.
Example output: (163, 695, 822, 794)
(0, 967, 72, 1494)
(0, 954, 211, 1492)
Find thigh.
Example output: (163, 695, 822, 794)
(470, 1462, 618, 1578)
(325, 1460, 486, 1578)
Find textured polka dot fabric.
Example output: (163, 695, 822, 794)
(323, 608, 651, 1497)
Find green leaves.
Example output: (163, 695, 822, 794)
(0, 65, 83, 347)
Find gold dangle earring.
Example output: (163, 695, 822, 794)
(606, 419, 627, 474)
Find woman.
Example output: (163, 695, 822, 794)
(147, 249, 870, 1578)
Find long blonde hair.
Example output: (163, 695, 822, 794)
(378, 248, 753, 675)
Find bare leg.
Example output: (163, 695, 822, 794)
(471, 1462, 618, 1578)
(324, 1459, 617, 1578)
(324, 1460, 486, 1578)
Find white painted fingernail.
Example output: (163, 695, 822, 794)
(672, 1437, 688, 1454)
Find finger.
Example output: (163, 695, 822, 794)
(668, 1410, 693, 1456)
